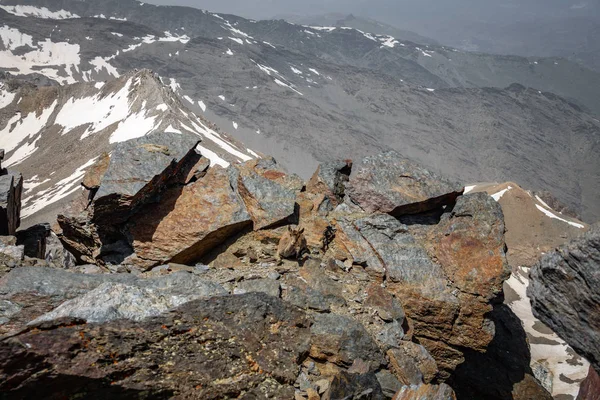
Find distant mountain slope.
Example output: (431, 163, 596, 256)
(1, 1, 599, 222)
(275, 13, 439, 46)
(0, 70, 257, 226)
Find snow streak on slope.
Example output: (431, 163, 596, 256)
(0, 5, 80, 19)
(0, 25, 81, 84)
(0, 70, 258, 223)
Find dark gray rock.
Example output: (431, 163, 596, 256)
(345, 152, 463, 216)
(282, 284, 332, 312)
(528, 223, 600, 373)
(323, 371, 385, 400)
(45, 231, 76, 269)
(376, 370, 403, 399)
(354, 214, 446, 288)
(307, 159, 353, 206)
(93, 131, 201, 224)
(310, 313, 385, 370)
(230, 158, 299, 230)
(0, 170, 22, 236)
(233, 278, 281, 298)
(16, 223, 50, 259)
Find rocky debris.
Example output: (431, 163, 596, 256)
(278, 225, 308, 259)
(93, 131, 202, 224)
(0, 293, 311, 399)
(528, 223, 600, 374)
(231, 157, 301, 230)
(0, 164, 23, 236)
(0, 150, 527, 398)
(345, 152, 463, 216)
(392, 383, 456, 400)
(307, 160, 353, 208)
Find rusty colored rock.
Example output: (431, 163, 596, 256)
(81, 152, 110, 190)
(128, 166, 252, 267)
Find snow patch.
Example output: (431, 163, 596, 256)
(491, 186, 512, 201)
(463, 185, 476, 194)
(308, 68, 320, 76)
(535, 204, 585, 229)
(0, 5, 80, 19)
(196, 145, 229, 168)
(198, 100, 206, 112)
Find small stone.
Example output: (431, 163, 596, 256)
(267, 271, 281, 280)
(316, 379, 330, 394)
(234, 279, 281, 298)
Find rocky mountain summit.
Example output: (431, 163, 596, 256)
(0, 135, 561, 399)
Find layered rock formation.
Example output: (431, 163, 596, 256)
(528, 224, 600, 375)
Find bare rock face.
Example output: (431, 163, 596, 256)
(93, 131, 201, 224)
(128, 166, 252, 268)
(230, 157, 301, 230)
(306, 159, 353, 208)
(345, 151, 463, 216)
(577, 367, 600, 400)
(528, 223, 600, 374)
(0, 293, 311, 399)
(0, 170, 23, 236)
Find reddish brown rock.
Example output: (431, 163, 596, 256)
(81, 152, 110, 190)
(577, 367, 600, 400)
(128, 166, 252, 267)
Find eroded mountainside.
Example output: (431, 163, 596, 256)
(0, 0, 599, 222)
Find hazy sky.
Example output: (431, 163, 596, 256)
(144, 0, 596, 24)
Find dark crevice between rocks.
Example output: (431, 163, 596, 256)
(447, 303, 552, 400)
(388, 191, 462, 219)
(193, 222, 255, 266)
(394, 198, 458, 226)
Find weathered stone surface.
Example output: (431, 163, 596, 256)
(323, 371, 385, 400)
(0, 293, 310, 399)
(355, 215, 446, 287)
(528, 223, 600, 374)
(345, 151, 462, 216)
(310, 313, 385, 370)
(128, 166, 252, 268)
(307, 160, 352, 207)
(231, 158, 299, 230)
(55, 214, 100, 265)
(234, 278, 281, 298)
(0, 170, 22, 236)
(427, 193, 509, 300)
(44, 231, 76, 269)
(388, 342, 439, 385)
(0, 236, 23, 272)
(376, 370, 404, 399)
(93, 131, 201, 224)
(30, 274, 227, 324)
(392, 383, 456, 400)
(334, 218, 386, 278)
(365, 283, 405, 323)
(16, 223, 50, 259)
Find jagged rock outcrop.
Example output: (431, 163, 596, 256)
(0, 165, 22, 236)
(345, 151, 463, 216)
(528, 224, 600, 374)
(93, 131, 202, 224)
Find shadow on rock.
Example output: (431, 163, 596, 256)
(448, 304, 552, 400)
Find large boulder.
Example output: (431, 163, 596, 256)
(230, 157, 300, 230)
(16, 223, 50, 259)
(93, 131, 201, 224)
(127, 166, 253, 268)
(528, 223, 600, 374)
(345, 152, 463, 216)
(0, 293, 311, 399)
